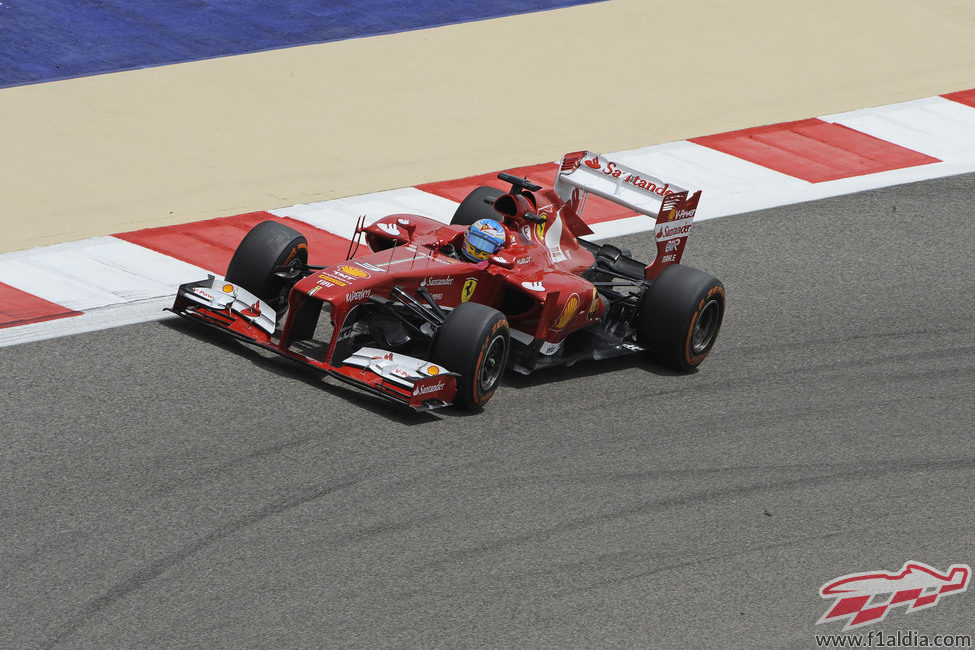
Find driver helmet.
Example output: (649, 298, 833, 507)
(462, 218, 506, 262)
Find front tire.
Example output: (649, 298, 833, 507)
(225, 220, 308, 311)
(636, 265, 725, 371)
(431, 302, 510, 410)
(450, 186, 504, 226)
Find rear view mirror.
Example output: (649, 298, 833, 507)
(489, 255, 515, 269)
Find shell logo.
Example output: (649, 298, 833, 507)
(554, 293, 580, 329)
(426, 365, 440, 376)
(339, 265, 370, 279)
(221, 283, 235, 293)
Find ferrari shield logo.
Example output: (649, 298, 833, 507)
(461, 278, 477, 302)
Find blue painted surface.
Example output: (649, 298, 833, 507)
(0, 0, 604, 88)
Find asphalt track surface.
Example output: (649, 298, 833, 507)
(2, 175, 973, 647)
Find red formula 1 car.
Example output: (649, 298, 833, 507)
(169, 151, 725, 411)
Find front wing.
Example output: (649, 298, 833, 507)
(168, 277, 459, 411)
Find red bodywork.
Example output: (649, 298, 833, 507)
(171, 161, 701, 410)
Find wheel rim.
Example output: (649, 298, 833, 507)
(478, 335, 506, 392)
(691, 299, 721, 355)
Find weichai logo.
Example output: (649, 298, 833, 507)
(345, 289, 371, 302)
(817, 561, 970, 630)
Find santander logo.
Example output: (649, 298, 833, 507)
(585, 156, 601, 169)
(655, 218, 693, 240)
(413, 381, 446, 396)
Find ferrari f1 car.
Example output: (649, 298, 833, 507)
(169, 151, 725, 411)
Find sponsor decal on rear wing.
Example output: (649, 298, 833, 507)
(554, 150, 693, 219)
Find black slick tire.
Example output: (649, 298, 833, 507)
(431, 302, 510, 410)
(636, 264, 725, 371)
(450, 186, 504, 226)
(225, 220, 308, 311)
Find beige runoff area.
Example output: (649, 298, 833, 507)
(2, 0, 974, 253)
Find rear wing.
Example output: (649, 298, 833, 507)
(554, 150, 691, 216)
(554, 150, 702, 279)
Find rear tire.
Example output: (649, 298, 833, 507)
(225, 220, 308, 311)
(451, 186, 504, 226)
(636, 265, 725, 371)
(431, 303, 510, 410)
